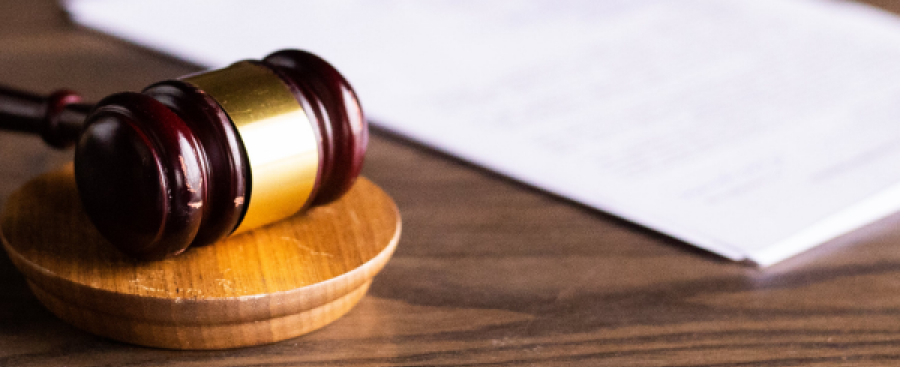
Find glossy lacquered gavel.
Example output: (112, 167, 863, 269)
(0, 49, 367, 260)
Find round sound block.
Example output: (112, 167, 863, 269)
(0, 166, 400, 350)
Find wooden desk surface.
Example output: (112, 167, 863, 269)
(4, 1, 900, 366)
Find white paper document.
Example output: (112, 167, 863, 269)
(65, 0, 900, 265)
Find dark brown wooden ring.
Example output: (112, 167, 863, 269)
(74, 92, 206, 259)
(41, 90, 83, 149)
(143, 80, 250, 246)
(262, 50, 368, 205)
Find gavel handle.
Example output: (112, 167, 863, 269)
(0, 85, 93, 148)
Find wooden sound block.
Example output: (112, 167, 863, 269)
(0, 166, 401, 350)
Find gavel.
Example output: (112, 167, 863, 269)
(0, 49, 367, 260)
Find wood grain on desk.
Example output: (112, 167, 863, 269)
(4, 1, 900, 366)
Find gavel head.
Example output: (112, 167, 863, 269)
(73, 50, 367, 259)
